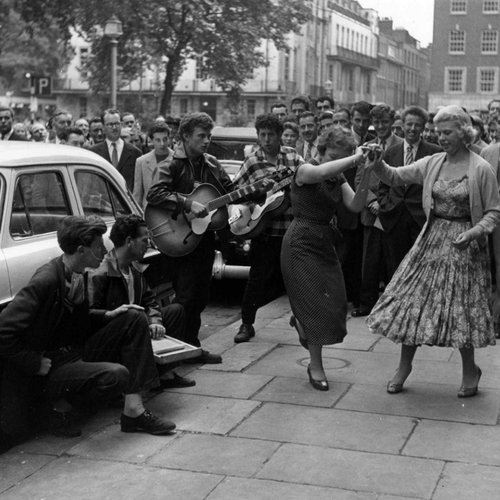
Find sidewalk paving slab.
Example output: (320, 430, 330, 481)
(403, 419, 500, 465)
(433, 462, 500, 500)
(0, 452, 53, 495)
(256, 442, 444, 498)
(336, 382, 500, 425)
(0, 457, 224, 500)
(165, 370, 273, 399)
(145, 393, 261, 434)
(231, 402, 416, 454)
(250, 375, 349, 407)
(206, 477, 378, 500)
(147, 434, 280, 477)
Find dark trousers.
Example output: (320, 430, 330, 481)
(359, 225, 387, 310)
(1, 309, 158, 441)
(383, 210, 422, 280)
(241, 234, 284, 325)
(336, 225, 363, 307)
(161, 303, 186, 341)
(172, 233, 215, 346)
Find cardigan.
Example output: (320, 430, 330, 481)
(372, 151, 500, 243)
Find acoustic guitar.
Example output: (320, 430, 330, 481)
(229, 170, 294, 239)
(145, 179, 272, 257)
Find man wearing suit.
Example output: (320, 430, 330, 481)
(0, 108, 27, 141)
(378, 106, 442, 280)
(296, 111, 320, 162)
(133, 123, 173, 208)
(90, 109, 142, 191)
(48, 110, 72, 144)
(353, 104, 403, 317)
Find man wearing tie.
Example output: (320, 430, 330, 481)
(352, 104, 403, 317)
(90, 109, 142, 191)
(377, 106, 442, 280)
(296, 111, 320, 162)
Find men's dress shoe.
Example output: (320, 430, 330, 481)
(386, 381, 404, 394)
(184, 349, 222, 364)
(234, 324, 255, 343)
(351, 308, 371, 318)
(48, 409, 82, 438)
(160, 372, 196, 389)
(307, 365, 329, 391)
(458, 366, 482, 398)
(121, 410, 176, 435)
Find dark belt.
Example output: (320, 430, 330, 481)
(432, 213, 471, 222)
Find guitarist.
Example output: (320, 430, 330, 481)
(146, 112, 236, 364)
(233, 113, 305, 343)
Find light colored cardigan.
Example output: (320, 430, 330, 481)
(372, 151, 500, 243)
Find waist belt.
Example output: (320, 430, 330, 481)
(433, 213, 471, 222)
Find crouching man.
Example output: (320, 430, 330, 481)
(0, 216, 175, 447)
(88, 214, 195, 389)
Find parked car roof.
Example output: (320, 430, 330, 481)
(211, 126, 256, 141)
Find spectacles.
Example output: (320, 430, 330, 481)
(105, 122, 121, 128)
(0, 116, 11, 121)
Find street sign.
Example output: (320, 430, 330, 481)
(30, 76, 52, 96)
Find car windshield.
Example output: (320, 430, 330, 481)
(208, 140, 254, 161)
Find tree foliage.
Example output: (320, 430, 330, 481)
(15, 0, 311, 114)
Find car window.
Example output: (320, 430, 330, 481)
(75, 171, 132, 219)
(208, 140, 256, 161)
(10, 171, 71, 237)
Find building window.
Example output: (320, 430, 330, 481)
(445, 67, 466, 92)
(365, 72, 371, 94)
(195, 56, 208, 80)
(450, 0, 467, 13)
(79, 47, 89, 78)
(481, 30, 498, 53)
(180, 99, 188, 114)
(247, 100, 256, 118)
(449, 30, 466, 53)
(483, 0, 499, 13)
(477, 67, 498, 93)
(283, 54, 290, 81)
(79, 97, 87, 118)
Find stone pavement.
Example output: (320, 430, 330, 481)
(2, 295, 500, 499)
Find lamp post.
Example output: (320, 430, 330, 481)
(324, 79, 333, 100)
(104, 15, 123, 108)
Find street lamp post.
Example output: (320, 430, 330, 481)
(104, 15, 123, 108)
(324, 79, 333, 101)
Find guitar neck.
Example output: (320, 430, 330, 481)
(206, 181, 263, 211)
(271, 175, 293, 193)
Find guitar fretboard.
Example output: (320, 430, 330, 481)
(206, 180, 264, 212)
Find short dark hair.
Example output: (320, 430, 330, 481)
(298, 111, 316, 123)
(59, 127, 84, 142)
(316, 96, 335, 108)
(317, 127, 356, 156)
(271, 102, 287, 113)
(89, 117, 103, 127)
(122, 112, 135, 121)
(350, 101, 373, 117)
(57, 216, 107, 254)
(148, 122, 171, 139)
(401, 105, 428, 123)
(254, 113, 283, 136)
(179, 112, 214, 140)
(370, 104, 395, 120)
(110, 215, 147, 247)
(0, 107, 14, 118)
(101, 108, 121, 122)
(283, 121, 299, 135)
(488, 99, 500, 110)
(319, 111, 334, 121)
(290, 95, 310, 110)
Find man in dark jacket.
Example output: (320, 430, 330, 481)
(377, 105, 442, 279)
(146, 112, 234, 364)
(0, 216, 175, 449)
(89, 214, 194, 388)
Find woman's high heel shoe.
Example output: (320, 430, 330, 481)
(289, 315, 308, 349)
(458, 366, 482, 398)
(307, 365, 329, 391)
(386, 366, 412, 394)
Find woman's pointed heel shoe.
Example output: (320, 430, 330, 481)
(458, 366, 482, 398)
(307, 365, 329, 391)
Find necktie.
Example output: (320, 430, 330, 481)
(111, 142, 118, 168)
(380, 139, 386, 150)
(304, 142, 311, 162)
(405, 145, 413, 165)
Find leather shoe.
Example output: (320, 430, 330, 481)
(307, 365, 329, 391)
(121, 410, 176, 435)
(48, 409, 82, 438)
(351, 308, 371, 317)
(386, 381, 404, 394)
(234, 324, 255, 343)
(160, 372, 196, 389)
(458, 366, 482, 398)
(184, 349, 222, 364)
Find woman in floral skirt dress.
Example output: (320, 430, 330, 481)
(366, 106, 500, 397)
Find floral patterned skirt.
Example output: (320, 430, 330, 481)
(367, 217, 496, 348)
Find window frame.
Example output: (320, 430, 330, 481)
(449, 30, 466, 54)
(483, 0, 499, 13)
(450, 0, 467, 13)
(477, 67, 499, 94)
(481, 30, 498, 54)
(445, 66, 467, 93)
